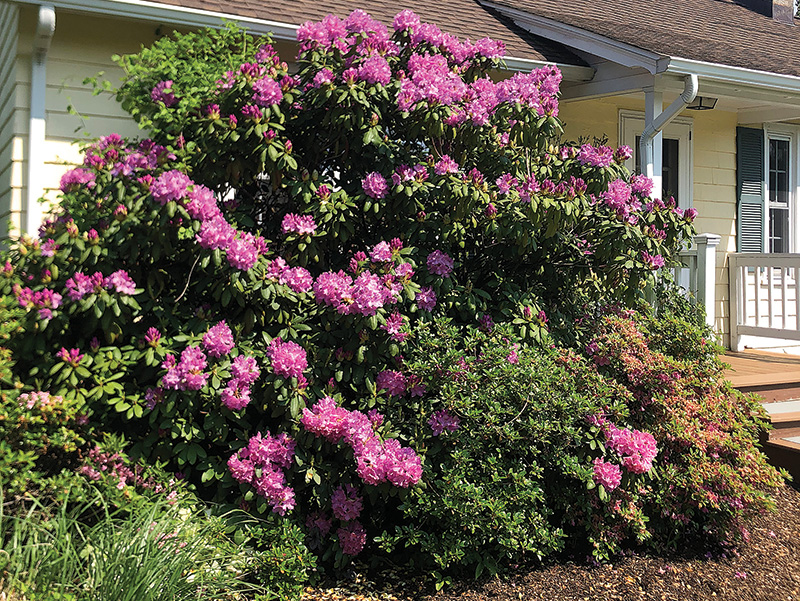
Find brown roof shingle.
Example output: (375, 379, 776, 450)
(147, 0, 588, 65)
(491, 0, 800, 77)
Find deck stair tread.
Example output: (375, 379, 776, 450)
(762, 400, 800, 414)
(725, 350, 800, 389)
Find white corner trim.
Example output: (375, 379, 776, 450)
(481, 0, 662, 73)
(25, 3, 55, 237)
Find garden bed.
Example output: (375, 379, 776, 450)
(304, 483, 800, 601)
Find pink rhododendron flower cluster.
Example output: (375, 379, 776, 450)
(267, 337, 307, 379)
(426, 250, 454, 278)
(381, 312, 408, 343)
(221, 354, 261, 411)
(81, 445, 177, 496)
(577, 144, 615, 167)
(281, 213, 317, 236)
(63, 269, 137, 300)
(362, 171, 388, 199)
(56, 347, 84, 367)
(337, 521, 367, 556)
(376, 369, 407, 396)
(202, 320, 235, 358)
(161, 346, 208, 391)
(279, 266, 314, 293)
(604, 422, 658, 474)
(13, 285, 62, 320)
(228, 431, 296, 515)
(592, 457, 622, 491)
(641, 251, 665, 270)
(428, 409, 460, 436)
(301, 396, 422, 488)
(59, 167, 96, 192)
(331, 484, 363, 521)
(150, 80, 177, 106)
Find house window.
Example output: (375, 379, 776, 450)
(767, 135, 791, 253)
(620, 111, 693, 210)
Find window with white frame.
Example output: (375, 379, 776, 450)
(619, 110, 693, 210)
(765, 129, 795, 253)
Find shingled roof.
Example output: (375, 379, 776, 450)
(146, 0, 587, 66)
(488, 0, 800, 77)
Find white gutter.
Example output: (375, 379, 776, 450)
(639, 74, 698, 198)
(660, 57, 800, 96)
(25, 3, 55, 237)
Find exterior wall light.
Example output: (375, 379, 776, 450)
(686, 96, 718, 110)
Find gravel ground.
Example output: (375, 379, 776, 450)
(303, 483, 800, 601)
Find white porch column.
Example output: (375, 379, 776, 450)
(693, 233, 721, 330)
(643, 88, 663, 200)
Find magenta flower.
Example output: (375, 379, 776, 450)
(362, 172, 388, 199)
(227, 235, 260, 271)
(377, 370, 406, 397)
(370, 241, 392, 262)
(196, 216, 235, 250)
(144, 327, 161, 347)
(252, 77, 283, 106)
(434, 155, 459, 175)
(268, 338, 307, 379)
(358, 55, 391, 86)
(427, 250, 454, 278)
(280, 266, 314, 293)
(393, 9, 420, 31)
(231, 355, 261, 386)
(382, 312, 408, 343)
(150, 80, 177, 106)
(592, 457, 622, 491)
(416, 286, 437, 311)
(59, 168, 96, 192)
(104, 270, 137, 295)
(337, 521, 367, 556)
(331, 484, 363, 521)
(428, 409, 460, 436)
(56, 347, 84, 367)
(203, 320, 234, 358)
(641, 251, 665, 270)
(281, 213, 317, 236)
(220, 382, 251, 411)
(151, 170, 193, 205)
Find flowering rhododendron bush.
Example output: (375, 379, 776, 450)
(1, 9, 775, 575)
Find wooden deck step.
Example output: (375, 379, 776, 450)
(760, 400, 800, 480)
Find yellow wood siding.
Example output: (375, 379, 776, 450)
(11, 7, 161, 233)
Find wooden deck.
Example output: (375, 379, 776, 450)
(724, 350, 800, 389)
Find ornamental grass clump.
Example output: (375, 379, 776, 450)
(0, 8, 777, 578)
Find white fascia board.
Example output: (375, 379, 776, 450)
(662, 57, 800, 97)
(11, 0, 300, 40)
(503, 55, 594, 81)
(481, 1, 662, 73)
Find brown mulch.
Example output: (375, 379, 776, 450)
(303, 483, 800, 601)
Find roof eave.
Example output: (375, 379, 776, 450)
(661, 57, 800, 96)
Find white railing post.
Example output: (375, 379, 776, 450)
(693, 233, 721, 330)
(728, 254, 741, 352)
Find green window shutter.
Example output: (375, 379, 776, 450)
(736, 126, 765, 253)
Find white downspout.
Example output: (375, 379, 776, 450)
(25, 4, 55, 237)
(639, 74, 698, 200)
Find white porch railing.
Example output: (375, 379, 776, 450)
(674, 233, 720, 330)
(729, 253, 800, 352)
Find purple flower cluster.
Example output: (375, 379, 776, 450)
(252, 77, 283, 106)
(63, 269, 137, 301)
(381, 312, 408, 343)
(301, 396, 423, 488)
(59, 168, 96, 192)
(428, 409, 460, 436)
(641, 251, 666, 270)
(601, 179, 642, 222)
(280, 266, 314, 293)
(577, 144, 615, 167)
(221, 355, 261, 411)
(376, 369, 407, 396)
(362, 172, 388, 199)
(56, 347, 84, 367)
(281, 213, 317, 236)
(427, 250, 454, 278)
(416, 286, 437, 311)
(161, 346, 208, 391)
(592, 457, 622, 491)
(13, 285, 62, 320)
(150, 80, 177, 107)
(228, 431, 296, 515)
(604, 422, 658, 474)
(313, 254, 408, 317)
(337, 521, 367, 556)
(331, 484, 363, 521)
(267, 337, 307, 379)
(202, 320, 234, 358)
